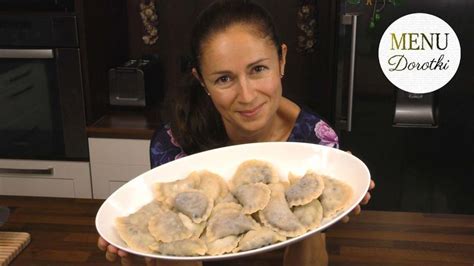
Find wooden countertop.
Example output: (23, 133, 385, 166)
(1, 196, 473, 265)
(86, 109, 161, 139)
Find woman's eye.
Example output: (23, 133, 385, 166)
(253, 65, 267, 73)
(216, 76, 231, 84)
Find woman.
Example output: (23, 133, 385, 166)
(98, 1, 374, 265)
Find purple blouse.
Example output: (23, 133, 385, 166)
(150, 107, 339, 168)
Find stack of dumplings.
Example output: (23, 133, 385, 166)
(115, 159, 353, 256)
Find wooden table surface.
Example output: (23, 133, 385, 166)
(1, 196, 473, 266)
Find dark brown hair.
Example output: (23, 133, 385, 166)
(166, 0, 282, 154)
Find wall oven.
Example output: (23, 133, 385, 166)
(0, 0, 74, 12)
(0, 14, 88, 161)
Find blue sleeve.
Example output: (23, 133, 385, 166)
(289, 108, 339, 149)
(149, 125, 187, 168)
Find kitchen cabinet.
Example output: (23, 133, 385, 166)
(0, 159, 91, 198)
(0, 138, 151, 199)
(88, 137, 150, 199)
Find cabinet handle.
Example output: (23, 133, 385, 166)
(0, 167, 54, 175)
(0, 49, 54, 59)
(335, 13, 359, 132)
(346, 14, 358, 132)
(115, 96, 140, 101)
(344, 14, 358, 132)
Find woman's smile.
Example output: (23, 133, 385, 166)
(237, 102, 266, 118)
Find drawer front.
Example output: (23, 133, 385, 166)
(0, 159, 92, 198)
(109, 180, 127, 194)
(0, 176, 75, 198)
(89, 138, 150, 165)
(90, 163, 150, 199)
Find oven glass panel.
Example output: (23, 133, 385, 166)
(0, 58, 66, 159)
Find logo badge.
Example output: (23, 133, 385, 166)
(378, 13, 461, 94)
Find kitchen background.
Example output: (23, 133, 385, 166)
(0, 0, 472, 214)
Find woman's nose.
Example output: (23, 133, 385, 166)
(236, 77, 256, 103)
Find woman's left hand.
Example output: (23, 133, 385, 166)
(340, 179, 375, 223)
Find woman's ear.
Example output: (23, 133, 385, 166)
(192, 68, 206, 87)
(279, 44, 288, 76)
(192, 68, 210, 96)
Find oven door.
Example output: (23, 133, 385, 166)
(0, 48, 88, 160)
(0, 0, 74, 12)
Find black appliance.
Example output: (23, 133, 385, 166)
(330, 0, 474, 214)
(0, 0, 74, 12)
(0, 206, 9, 227)
(108, 58, 162, 107)
(0, 12, 88, 160)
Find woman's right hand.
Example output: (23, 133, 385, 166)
(97, 236, 136, 265)
(97, 237, 202, 266)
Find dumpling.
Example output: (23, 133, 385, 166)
(115, 201, 162, 253)
(204, 235, 242, 255)
(258, 183, 306, 237)
(178, 213, 206, 239)
(196, 170, 229, 202)
(285, 171, 325, 207)
(234, 227, 286, 252)
(319, 175, 353, 219)
(215, 192, 239, 205)
(230, 160, 280, 189)
(173, 189, 213, 223)
(149, 239, 207, 256)
(155, 172, 201, 206)
(212, 202, 242, 214)
(148, 207, 192, 243)
(233, 183, 271, 214)
(206, 202, 259, 241)
(293, 198, 323, 230)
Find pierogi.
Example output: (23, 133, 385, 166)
(115, 159, 353, 257)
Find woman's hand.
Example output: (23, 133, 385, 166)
(339, 150, 375, 223)
(97, 237, 202, 266)
(340, 179, 375, 223)
(97, 236, 137, 265)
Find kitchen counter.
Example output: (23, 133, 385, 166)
(86, 109, 161, 139)
(1, 196, 473, 265)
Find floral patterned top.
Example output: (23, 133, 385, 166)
(150, 107, 339, 168)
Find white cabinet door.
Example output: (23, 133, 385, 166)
(89, 138, 150, 199)
(0, 159, 92, 198)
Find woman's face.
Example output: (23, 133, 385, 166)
(194, 24, 287, 136)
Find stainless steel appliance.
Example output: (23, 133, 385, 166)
(108, 58, 162, 107)
(0, 13, 88, 160)
(332, 0, 473, 214)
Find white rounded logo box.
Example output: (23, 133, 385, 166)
(378, 13, 461, 94)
